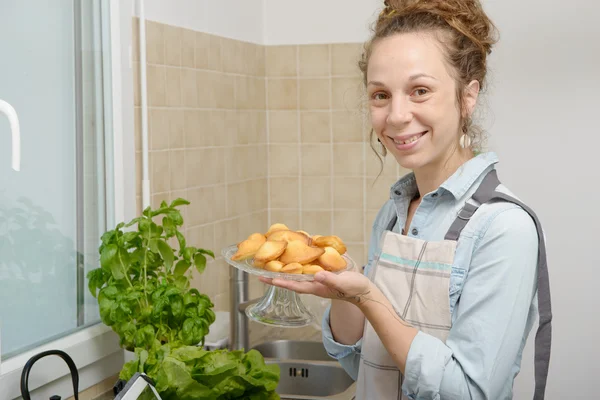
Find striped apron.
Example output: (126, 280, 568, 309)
(355, 169, 552, 400)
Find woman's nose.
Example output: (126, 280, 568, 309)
(386, 97, 413, 127)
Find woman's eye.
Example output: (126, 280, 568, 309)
(413, 88, 429, 96)
(372, 92, 388, 100)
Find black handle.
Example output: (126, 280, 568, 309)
(20, 349, 79, 400)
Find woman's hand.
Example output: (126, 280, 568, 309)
(259, 270, 373, 304)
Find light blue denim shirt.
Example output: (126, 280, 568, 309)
(322, 152, 540, 400)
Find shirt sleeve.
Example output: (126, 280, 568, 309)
(402, 206, 540, 399)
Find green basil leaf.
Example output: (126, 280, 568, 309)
(175, 231, 186, 253)
(173, 260, 191, 276)
(100, 244, 118, 272)
(197, 248, 215, 259)
(183, 246, 196, 262)
(170, 198, 190, 208)
(157, 239, 174, 270)
(148, 238, 159, 254)
(194, 253, 207, 274)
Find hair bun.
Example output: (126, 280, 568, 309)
(380, 0, 498, 55)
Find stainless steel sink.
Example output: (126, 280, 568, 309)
(252, 340, 356, 400)
(252, 340, 333, 362)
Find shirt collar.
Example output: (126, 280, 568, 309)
(389, 152, 499, 200)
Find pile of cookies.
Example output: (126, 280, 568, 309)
(231, 223, 348, 275)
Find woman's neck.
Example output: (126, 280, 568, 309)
(413, 147, 474, 197)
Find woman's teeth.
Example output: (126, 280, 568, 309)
(393, 132, 425, 145)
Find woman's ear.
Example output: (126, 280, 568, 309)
(463, 80, 480, 117)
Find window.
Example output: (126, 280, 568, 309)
(0, 0, 113, 360)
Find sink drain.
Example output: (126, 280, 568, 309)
(289, 367, 309, 378)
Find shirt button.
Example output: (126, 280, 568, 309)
(394, 190, 402, 196)
(412, 228, 419, 235)
(431, 193, 438, 198)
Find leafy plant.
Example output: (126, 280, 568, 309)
(121, 343, 280, 400)
(87, 198, 280, 399)
(87, 198, 216, 351)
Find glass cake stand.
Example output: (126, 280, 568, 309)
(222, 244, 356, 328)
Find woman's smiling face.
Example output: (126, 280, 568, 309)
(367, 31, 477, 172)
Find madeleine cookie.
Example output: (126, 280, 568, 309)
(281, 263, 303, 274)
(317, 246, 347, 271)
(264, 260, 284, 272)
(265, 223, 289, 237)
(232, 238, 264, 261)
(302, 264, 324, 275)
(254, 240, 287, 266)
(312, 235, 347, 255)
(278, 240, 325, 265)
(267, 230, 310, 245)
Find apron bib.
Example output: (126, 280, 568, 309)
(355, 169, 552, 400)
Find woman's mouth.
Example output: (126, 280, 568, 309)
(389, 131, 427, 150)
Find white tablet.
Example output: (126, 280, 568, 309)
(114, 373, 163, 400)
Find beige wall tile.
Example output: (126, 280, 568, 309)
(151, 151, 170, 193)
(132, 18, 140, 62)
(181, 68, 198, 107)
(299, 44, 330, 77)
(267, 79, 297, 110)
(195, 32, 210, 69)
(186, 224, 215, 253)
(252, 145, 268, 179)
(302, 177, 332, 209)
(365, 210, 379, 233)
(254, 44, 266, 77)
(333, 143, 364, 176)
(300, 112, 330, 143)
(169, 109, 185, 149)
(226, 146, 250, 182)
(237, 111, 266, 145)
(333, 209, 364, 242)
(240, 211, 269, 237)
(331, 43, 363, 76)
(214, 73, 236, 109)
(269, 144, 299, 176)
(152, 192, 170, 209)
(237, 77, 266, 110)
(221, 37, 243, 74)
(187, 185, 227, 225)
(150, 108, 170, 150)
(270, 177, 299, 208)
(185, 148, 226, 187)
(299, 79, 330, 110)
(181, 28, 195, 68)
(332, 77, 364, 110)
(301, 210, 332, 236)
(269, 111, 298, 143)
(170, 150, 186, 191)
(301, 144, 331, 176)
(136, 152, 142, 196)
(184, 110, 205, 148)
(208, 34, 222, 71)
(134, 107, 142, 151)
(333, 177, 363, 209)
(215, 218, 241, 254)
(366, 175, 397, 210)
(345, 244, 366, 270)
(133, 61, 140, 106)
(210, 110, 237, 147)
(164, 25, 182, 66)
(147, 65, 166, 106)
(265, 45, 297, 77)
(332, 110, 364, 142)
(146, 21, 164, 65)
(166, 67, 182, 107)
(228, 180, 268, 216)
(270, 209, 299, 228)
(366, 147, 398, 177)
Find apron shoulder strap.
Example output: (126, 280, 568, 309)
(445, 168, 552, 400)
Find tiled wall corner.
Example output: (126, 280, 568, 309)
(133, 19, 268, 311)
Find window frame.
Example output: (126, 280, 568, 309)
(0, 0, 136, 398)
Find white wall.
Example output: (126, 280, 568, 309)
(264, 0, 382, 45)
(134, 0, 265, 44)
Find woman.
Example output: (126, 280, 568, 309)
(261, 0, 552, 399)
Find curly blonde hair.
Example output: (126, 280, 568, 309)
(362, 0, 499, 163)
